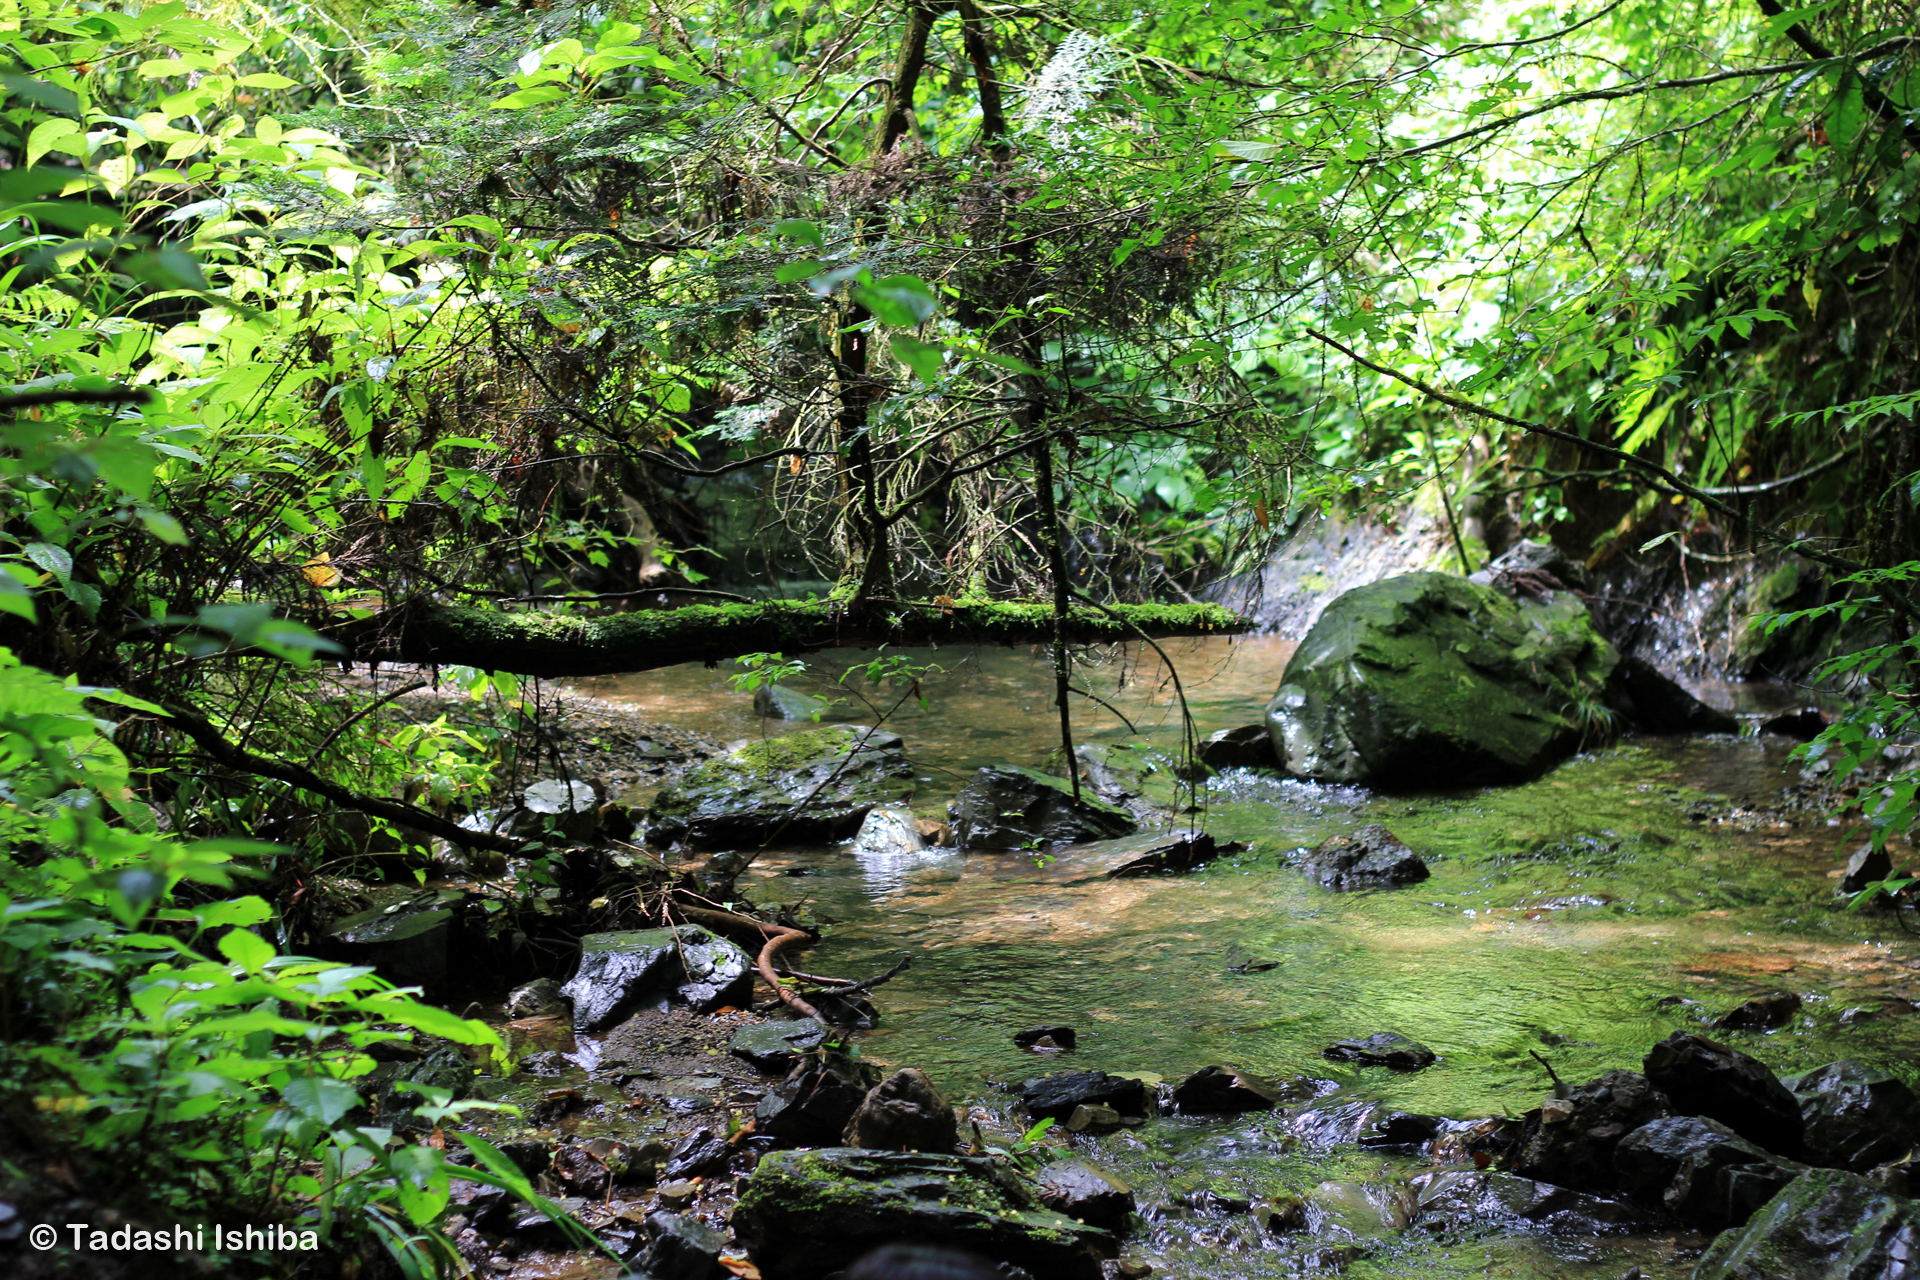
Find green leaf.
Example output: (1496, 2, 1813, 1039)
(854, 274, 939, 326)
(137, 509, 188, 545)
(890, 335, 945, 382)
(491, 85, 570, 109)
(281, 1075, 360, 1127)
(218, 928, 275, 972)
(774, 258, 826, 284)
(24, 542, 72, 584)
(237, 73, 296, 89)
(773, 219, 823, 248)
(0, 576, 36, 623)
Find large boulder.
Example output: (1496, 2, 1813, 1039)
(1690, 1168, 1920, 1280)
(949, 765, 1136, 851)
(732, 1149, 1114, 1280)
(561, 925, 754, 1030)
(644, 727, 915, 847)
(756, 1053, 877, 1147)
(1507, 1070, 1670, 1193)
(1035, 1160, 1136, 1230)
(1790, 1060, 1920, 1173)
(1643, 1031, 1805, 1158)
(1264, 572, 1616, 787)
(1613, 1116, 1804, 1230)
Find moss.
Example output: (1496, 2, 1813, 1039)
(727, 725, 868, 775)
(347, 597, 1249, 678)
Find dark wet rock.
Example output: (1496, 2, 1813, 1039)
(1014, 1025, 1077, 1051)
(755, 1053, 878, 1147)
(1036, 1160, 1136, 1230)
(1178, 1187, 1253, 1215)
(728, 1021, 830, 1074)
(378, 1044, 474, 1126)
(843, 1068, 957, 1153)
(1287, 1099, 1390, 1148)
(753, 683, 830, 722)
(1692, 1167, 1920, 1279)
(662, 1128, 732, 1181)
(1021, 1071, 1147, 1121)
(633, 1210, 728, 1280)
(1044, 829, 1228, 879)
(1253, 1195, 1310, 1235)
(1643, 1030, 1805, 1157)
(514, 778, 600, 842)
(1414, 1170, 1655, 1236)
(551, 1138, 631, 1198)
(732, 1149, 1114, 1280)
(1842, 843, 1893, 895)
(1790, 1060, 1920, 1173)
(1507, 1070, 1670, 1193)
(645, 726, 915, 848)
(326, 889, 460, 991)
(497, 1138, 552, 1179)
(1760, 707, 1830, 741)
(949, 764, 1136, 851)
(1603, 656, 1740, 735)
(1714, 991, 1802, 1031)
(561, 925, 755, 1030)
(1264, 571, 1616, 787)
(1614, 1115, 1804, 1230)
(506, 977, 568, 1020)
(1358, 1111, 1443, 1150)
(848, 803, 925, 857)
(1197, 724, 1277, 771)
(1171, 1065, 1290, 1114)
(1299, 824, 1430, 890)
(1323, 1032, 1436, 1070)
(808, 989, 880, 1029)
(1470, 539, 1591, 593)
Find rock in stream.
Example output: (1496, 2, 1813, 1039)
(645, 726, 916, 847)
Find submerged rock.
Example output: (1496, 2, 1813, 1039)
(1414, 1170, 1653, 1236)
(1613, 1115, 1804, 1230)
(1790, 1060, 1920, 1173)
(732, 1149, 1114, 1280)
(1298, 824, 1430, 890)
(1035, 1160, 1136, 1230)
(1714, 991, 1802, 1031)
(1508, 1070, 1670, 1194)
(1043, 828, 1223, 879)
(842, 1068, 957, 1153)
(1690, 1167, 1920, 1280)
(1020, 1071, 1147, 1121)
(1171, 1065, 1291, 1114)
(1264, 571, 1616, 787)
(1357, 1111, 1443, 1150)
(560, 925, 754, 1030)
(1014, 1025, 1077, 1051)
(1323, 1033, 1436, 1071)
(949, 764, 1136, 851)
(1643, 1031, 1805, 1158)
(1602, 655, 1740, 735)
(645, 726, 915, 847)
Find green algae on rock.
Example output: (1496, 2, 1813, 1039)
(644, 725, 915, 847)
(1265, 572, 1618, 788)
(732, 1148, 1115, 1280)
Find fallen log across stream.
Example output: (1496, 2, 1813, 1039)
(330, 597, 1250, 678)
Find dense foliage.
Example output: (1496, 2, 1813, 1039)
(4, 0, 1920, 1272)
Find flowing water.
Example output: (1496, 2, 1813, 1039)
(574, 638, 1920, 1279)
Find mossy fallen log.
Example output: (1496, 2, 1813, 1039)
(337, 598, 1250, 678)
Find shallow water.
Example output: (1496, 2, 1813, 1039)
(577, 638, 1920, 1278)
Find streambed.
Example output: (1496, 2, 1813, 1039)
(570, 637, 1920, 1279)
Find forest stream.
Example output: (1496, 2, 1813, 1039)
(523, 637, 1920, 1280)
